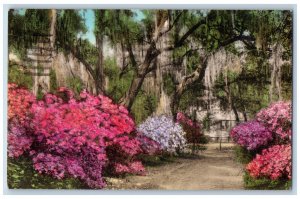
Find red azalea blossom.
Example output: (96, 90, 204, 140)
(247, 144, 291, 180)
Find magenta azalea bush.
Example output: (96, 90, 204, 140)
(256, 101, 292, 140)
(246, 144, 291, 180)
(8, 86, 146, 188)
(230, 121, 273, 150)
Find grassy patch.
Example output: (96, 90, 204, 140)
(7, 156, 88, 189)
(243, 172, 291, 190)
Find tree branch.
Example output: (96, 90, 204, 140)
(158, 11, 185, 38)
(163, 18, 206, 51)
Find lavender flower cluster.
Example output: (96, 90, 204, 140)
(230, 120, 273, 150)
(137, 115, 187, 153)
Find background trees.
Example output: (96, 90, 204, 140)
(8, 9, 292, 122)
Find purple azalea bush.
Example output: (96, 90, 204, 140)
(230, 120, 273, 150)
(137, 115, 187, 153)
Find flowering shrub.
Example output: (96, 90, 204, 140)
(8, 83, 35, 158)
(8, 83, 35, 123)
(230, 101, 292, 185)
(230, 121, 273, 150)
(136, 133, 162, 155)
(22, 88, 144, 188)
(246, 144, 291, 180)
(137, 115, 186, 153)
(256, 101, 292, 140)
(8, 121, 33, 158)
(176, 112, 204, 144)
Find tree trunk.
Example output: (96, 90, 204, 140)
(95, 10, 105, 94)
(119, 11, 168, 109)
(95, 35, 105, 94)
(242, 109, 248, 121)
(170, 91, 181, 120)
(170, 56, 209, 118)
(231, 101, 240, 122)
(119, 42, 160, 110)
(119, 74, 147, 110)
(50, 9, 57, 49)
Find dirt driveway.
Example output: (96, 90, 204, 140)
(106, 143, 244, 190)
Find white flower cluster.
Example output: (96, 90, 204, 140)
(137, 115, 187, 153)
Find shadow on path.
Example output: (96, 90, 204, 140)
(105, 143, 244, 190)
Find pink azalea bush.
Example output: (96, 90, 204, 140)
(30, 88, 145, 187)
(246, 144, 291, 180)
(230, 121, 273, 150)
(8, 85, 146, 188)
(256, 101, 292, 140)
(8, 83, 35, 158)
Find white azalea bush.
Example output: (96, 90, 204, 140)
(137, 115, 187, 154)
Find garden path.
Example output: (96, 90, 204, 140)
(106, 143, 244, 190)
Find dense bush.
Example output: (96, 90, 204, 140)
(136, 133, 162, 155)
(137, 115, 187, 153)
(230, 120, 273, 150)
(230, 101, 292, 188)
(8, 86, 145, 188)
(176, 112, 204, 144)
(256, 101, 292, 141)
(246, 144, 291, 180)
(8, 83, 35, 158)
(8, 156, 88, 189)
(8, 83, 35, 123)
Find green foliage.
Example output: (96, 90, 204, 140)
(77, 39, 98, 67)
(199, 135, 210, 144)
(49, 69, 58, 93)
(233, 145, 255, 164)
(36, 86, 44, 100)
(178, 83, 204, 111)
(8, 156, 88, 189)
(9, 9, 51, 57)
(131, 92, 158, 124)
(104, 58, 158, 124)
(213, 47, 292, 119)
(8, 64, 33, 89)
(66, 77, 84, 97)
(202, 112, 212, 131)
(104, 58, 133, 101)
(162, 73, 175, 96)
(56, 10, 87, 50)
(243, 171, 291, 190)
